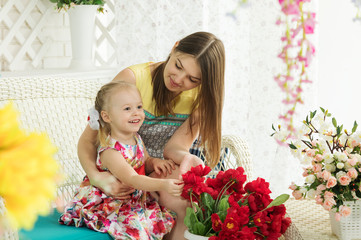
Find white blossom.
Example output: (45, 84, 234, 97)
(299, 187, 307, 194)
(307, 189, 316, 199)
(300, 156, 313, 165)
(305, 175, 316, 184)
(336, 171, 346, 179)
(325, 163, 336, 172)
(336, 162, 345, 169)
(323, 153, 334, 164)
(334, 152, 348, 162)
(273, 129, 289, 143)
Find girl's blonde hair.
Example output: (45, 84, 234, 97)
(152, 32, 225, 168)
(94, 81, 139, 147)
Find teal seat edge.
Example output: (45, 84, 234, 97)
(19, 211, 112, 240)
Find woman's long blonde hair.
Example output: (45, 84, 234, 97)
(94, 81, 139, 147)
(152, 32, 225, 168)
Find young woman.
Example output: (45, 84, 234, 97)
(78, 31, 225, 239)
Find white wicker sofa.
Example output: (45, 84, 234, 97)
(0, 75, 253, 240)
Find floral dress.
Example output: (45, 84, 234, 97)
(59, 133, 175, 239)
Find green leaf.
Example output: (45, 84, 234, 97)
(306, 115, 309, 124)
(352, 121, 358, 133)
(217, 210, 228, 222)
(217, 196, 230, 212)
(265, 194, 290, 210)
(332, 118, 337, 128)
(320, 107, 325, 113)
(289, 143, 297, 149)
(310, 110, 317, 119)
(201, 192, 215, 213)
(193, 222, 206, 236)
(327, 113, 331, 117)
(337, 126, 341, 136)
(194, 203, 204, 222)
(272, 124, 275, 131)
(184, 207, 196, 230)
(356, 190, 361, 198)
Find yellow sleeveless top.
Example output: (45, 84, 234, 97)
(128, 62, 198, 158)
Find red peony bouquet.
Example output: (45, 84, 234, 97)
(181, 165, 291, 240)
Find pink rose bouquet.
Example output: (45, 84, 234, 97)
(272, 107, 361, 220)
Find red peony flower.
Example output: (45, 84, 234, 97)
(182, 165, 291, 239)
(211, 213, 222, 232)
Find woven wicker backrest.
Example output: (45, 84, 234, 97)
(0, 77, 106, 202)
(0, 76, 253, 240)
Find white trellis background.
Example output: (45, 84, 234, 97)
(0, 0, 116, 71)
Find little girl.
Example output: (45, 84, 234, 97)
(59, 81, 183, 239)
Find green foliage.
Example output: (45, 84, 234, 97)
(49, 0, 105, 12)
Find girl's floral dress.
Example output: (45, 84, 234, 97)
(59, 133, 175, 239)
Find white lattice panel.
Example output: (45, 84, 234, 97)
(0, 0, 52, 71)
(0, 0, 116, 71)
(95, 0, 117, 67)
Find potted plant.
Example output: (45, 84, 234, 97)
(272, 107, 361, 238)
(49, 0, 106, 12)
(181, 165, 291, 239)
(49, 0, 106, 69)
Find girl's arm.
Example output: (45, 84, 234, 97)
(101, 149, 183, 196)
(78, 125, 135, 198)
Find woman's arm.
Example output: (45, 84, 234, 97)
(144, 147, 175, 176)
(163, 111, 204, 176)
(101, 149, 183, 196)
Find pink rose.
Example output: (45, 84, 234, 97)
(302, 167, 311, 177)
(326, 176, 337, 188)
(347, 168, 358, 179)
(348, 157, 357, 167)
(340, 205, 351, 217)
(289, 182, 297, 191)
(316, 184, 326, 194)
(322, 170, 331, 181)
(335, 212, 341, 221)
(338, 175, 351, 186)
(292, 190, 303, 200)
(315, 154, 323, 162)
(323, 197, 336, 211)
(312, 164, 322, 173)
(324, 191, 334, 199)
(315, 195, 323, 205)
(306, 149, 316, 157)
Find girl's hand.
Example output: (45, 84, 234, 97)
(152, 158, 176, 177)
(90, 171, 135, 199)
(164, 179, 184, 197)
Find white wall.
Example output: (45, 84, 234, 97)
(318, 0, 361, 129)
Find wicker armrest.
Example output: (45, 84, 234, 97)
(204, 135, 253, 180)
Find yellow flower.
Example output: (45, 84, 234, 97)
(0, 103, 59, 230)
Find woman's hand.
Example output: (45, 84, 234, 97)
(152, 158, 176, 177)
(179, 153, 204, 179)
(163, 179, 184, 197)
(89, 171, 135, 199)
